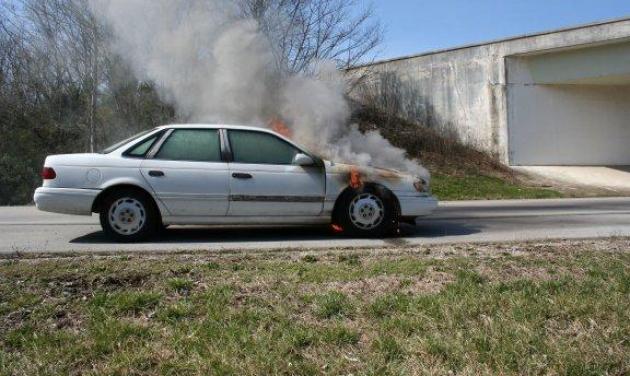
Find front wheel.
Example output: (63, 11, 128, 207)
(335, 186, 399, 237)
(99, 189, 158, 242)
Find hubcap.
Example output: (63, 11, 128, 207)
(108, 197, 146, 236)
(349, 193, 384, 230)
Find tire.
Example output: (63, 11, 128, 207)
(99, 189, 159, 242)
(335, 185, 399, 237)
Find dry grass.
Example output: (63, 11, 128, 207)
(352, 106, 564, 200)
(352, 106, 512, 178)
(1, 238, 628, 375)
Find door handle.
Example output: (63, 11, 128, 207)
(232, 172, 253, 179)
(148, 170, 165, 177)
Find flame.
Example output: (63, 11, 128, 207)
(331, 223, 344, 233)
(268, 117, 292, 139)
(349, 167, 363, 189)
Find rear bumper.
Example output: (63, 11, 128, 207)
(398, 195, 438, 217)
(34, 187, 100, 215)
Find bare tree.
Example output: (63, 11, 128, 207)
(0, 0, 381, 204)
(3, 0, 104, 151)
(240, 0, 382, 73)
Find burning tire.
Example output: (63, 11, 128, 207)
(99, 189, 159, 242)
(335, 185, 399, 237)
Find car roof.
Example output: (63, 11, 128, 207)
(157, 124, 275, 132)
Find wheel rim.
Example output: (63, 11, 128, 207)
(108, 197, 146, 236)
(348, 193, 385, 230)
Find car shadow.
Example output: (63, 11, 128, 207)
(403, 220, 483, 238)
(70, 219, 481, 245)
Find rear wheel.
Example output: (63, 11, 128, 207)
(335, 185, 399, 237)
(99, 189, 158, 242)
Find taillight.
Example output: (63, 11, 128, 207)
(41, 167, 56, 180)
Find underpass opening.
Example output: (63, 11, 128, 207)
(507, 40, 630, 166)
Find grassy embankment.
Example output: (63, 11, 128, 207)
(354, 107, 563, 200)
(1, 239, 628, 375)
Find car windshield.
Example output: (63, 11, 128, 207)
(100, 129, 155, 154)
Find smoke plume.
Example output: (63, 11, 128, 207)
(90, 0, 428, 178)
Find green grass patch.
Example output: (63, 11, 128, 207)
(373, 334, 405, 362)
(368, 293, 411, 318)
(0, 240, 628, 375)
(166, 277, 194, 293)
(156, 301, 194, 322)
(322, 325, 360, 345)
(313, 291, 354, 319)
(432, 173, 563, 200)
(90, 290, 162, 315)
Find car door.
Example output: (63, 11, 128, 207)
(140, 128, 230, 217)
(226, 129, 325, 216)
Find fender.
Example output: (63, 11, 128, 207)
(95, 176, 171, 216)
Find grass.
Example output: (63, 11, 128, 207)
(313, 291, 354, 319)
(0, 238, 628, 375)
(431, 173, 563, 201)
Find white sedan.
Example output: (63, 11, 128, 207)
(34, 124, 437, 241)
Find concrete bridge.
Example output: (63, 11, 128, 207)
(350, 17, 630, 168)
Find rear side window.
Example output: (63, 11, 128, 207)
(228, 130, 299, 164)
(155, 129, 221, 162)
(124, 133, 160, 157)
(101, 129, 153, 154)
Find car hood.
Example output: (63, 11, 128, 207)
(325, 160, 428, 181)
(323, 160, 431, 196)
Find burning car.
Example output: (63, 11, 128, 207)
(34, 125, 438, 242)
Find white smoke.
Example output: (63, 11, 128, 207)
(90, 0, 428, 178)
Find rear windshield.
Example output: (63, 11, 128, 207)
(100, 129, 155, 154)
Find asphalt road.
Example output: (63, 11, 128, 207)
(1, 197, 629, 254)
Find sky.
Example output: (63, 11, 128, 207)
(372, 0, 630, 60)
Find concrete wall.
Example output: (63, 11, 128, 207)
(349, 18, 630, 165)
(352, 44, 507, 160)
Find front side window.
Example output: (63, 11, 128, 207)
(228, 130, 300, 165)
(155, 129, 221, 162)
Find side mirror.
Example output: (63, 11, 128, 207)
(293, 153, 315, 166)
